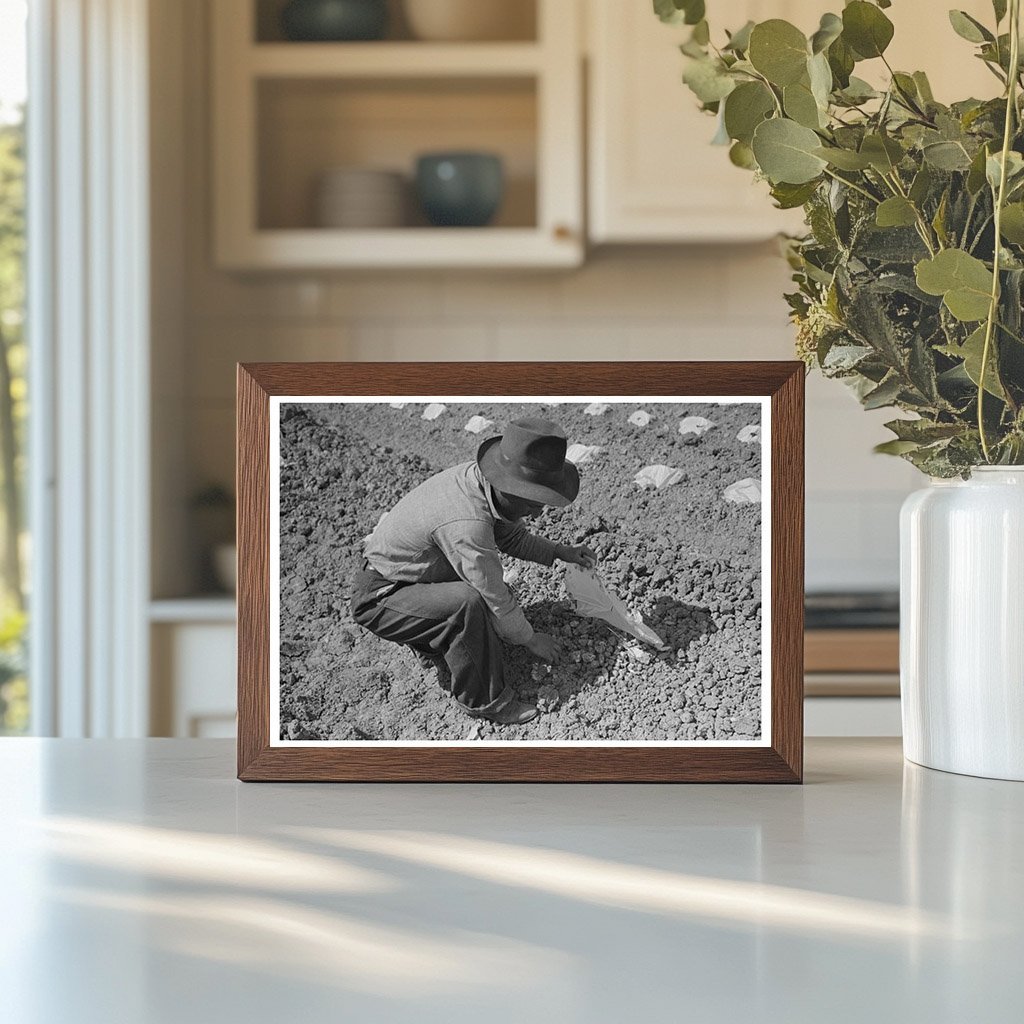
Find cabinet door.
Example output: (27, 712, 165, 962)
(588, 0, 995, 244)
(588, 0, 813, 242)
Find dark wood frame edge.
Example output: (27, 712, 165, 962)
(237, 361, 804, 783)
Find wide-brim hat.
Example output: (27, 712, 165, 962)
(477, 417, 580, 508)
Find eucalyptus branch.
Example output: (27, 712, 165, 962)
(997, 319, 1024, 345)
(665, 2, 1024, 473)
(962, 191, 980, 249)
(884, 170, 939, 254)
(749, 68, 784, 117)
(822, 167, 881, 205)
(969, 213, 994, 253)
(978, 0, 1021, 461)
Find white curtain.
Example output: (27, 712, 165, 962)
(28, 0, 150, 736)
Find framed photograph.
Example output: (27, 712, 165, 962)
(237, 362, 803, 782)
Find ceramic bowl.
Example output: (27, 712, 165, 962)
(281, 0, 388, 42)
(415, 152, 504, 227)
(403, 0, 534, 42)
(315, 168, 407, 228)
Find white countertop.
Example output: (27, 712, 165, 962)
(1, 737, 1020, 1023)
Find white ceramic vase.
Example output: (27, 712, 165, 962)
(900, 467, 1024, 780)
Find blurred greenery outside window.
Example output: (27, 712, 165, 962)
(0, 0, 28, 734)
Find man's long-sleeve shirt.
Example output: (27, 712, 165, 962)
(363, 461, 557, 644)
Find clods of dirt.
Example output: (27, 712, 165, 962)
(278, 401, 763, 742)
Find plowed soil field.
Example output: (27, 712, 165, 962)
(277, 400, 763, 743)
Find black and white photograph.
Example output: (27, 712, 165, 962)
(270, 396, 770, 745)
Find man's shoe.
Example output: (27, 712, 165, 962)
(462, 696, 539, 726)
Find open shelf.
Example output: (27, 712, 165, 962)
(212, 0, 582, 268)
(254, 0, 538, 44)
(249, 42, 544, 77)
(257, 76, 537, 232)
(218, 227, 578, 269)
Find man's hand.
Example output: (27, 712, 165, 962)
(555, 543, 598, 570)
(527, 632, 562, 663)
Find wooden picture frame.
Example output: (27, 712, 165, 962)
(237, 362, 804, 782)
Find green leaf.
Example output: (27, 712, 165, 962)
(653, 0, 705, 26)
(784, 80, 824, 129)
(922, 140, 973, 171)
(810, 12, 843, 54)
(729, 140, 757, 169)
(909, 164, 933, 205)
(842, 1, 895, 59)
(691, 19, 710, 45)
(770, 180, 820, 209)
(948, 10, 994, 44)
(999, 203, 1024, 245)
(723, 81, 775, 144)
(862, 374, 903, 409)
(913, 71, 935, 104)
(986, 150, 1024, 191)
(808, 51, 833, 109)
(885, 418, 963, 443)
(827, 36, 856, 89)
(993, 0, 1008, 24)
(814, 146, 872, 170)
(748, 20, 809, 86)
(967, 144, 992, 194)
(724, 20, 755, 53)
(932, 190, 950, 247)
(939, 325, 1006, 398)
(684, 2, 706, 27)
(891, 72, 922, 110)
(836, 76, 879, 105)
(876, 197, 918, 228)
(874, 438, 922, 455)
(915, 249, 994, 321)
(860, 133, 904, 173)
(682, 57, 736, 104)
(751, 118, 828, 184)
(711, 109, 731, 145)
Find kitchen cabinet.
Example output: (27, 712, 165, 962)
(586, 0, 999, 244)
(587, 0, 811, 243)
(211, 0, 583, 269)
(150, 601, 237, 738)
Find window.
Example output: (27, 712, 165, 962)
(0, 0, 28, 734)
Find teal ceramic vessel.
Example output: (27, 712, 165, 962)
(415, 152, 505, 227)
(280, 0, 388, 41)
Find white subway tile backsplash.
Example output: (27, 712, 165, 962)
(182, 248, 912, 590)
(187, 271, 327, 321)
(389, 324, 495, 361)
(326, 275, 445, 320)
(441, 272, 562, 321)
(626, 323, 795, 362)
(187, 324, 353, 400)
(493, 322, 627, 361)
(558, 251, 726, 320)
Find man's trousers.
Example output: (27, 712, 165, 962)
(350, 564, 512, 713)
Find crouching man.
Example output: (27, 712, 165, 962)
(350, 417, 596, 725)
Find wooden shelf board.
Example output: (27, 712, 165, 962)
(804, 628, 900, 674)
(150, 597, 237, 623)
(249, 42, 543, 79)
(219, 227, 581, 269)
(804, 673, 900, 698)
